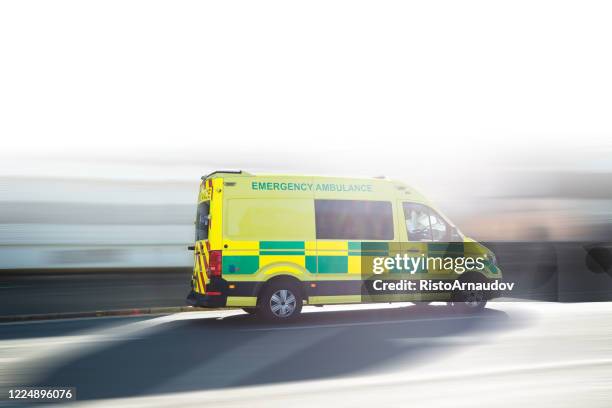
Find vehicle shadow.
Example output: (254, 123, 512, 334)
(30, 305, 525, 401)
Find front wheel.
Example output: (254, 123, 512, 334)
(451, 288, 487, 313)
(257, 283, 303, 322)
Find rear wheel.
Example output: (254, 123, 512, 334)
(257, 282, 303, 322)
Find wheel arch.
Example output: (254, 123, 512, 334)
(256, 274, 307, 303)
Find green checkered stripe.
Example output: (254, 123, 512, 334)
(223, 241, 394, 275)
(221, 241, 498, 275)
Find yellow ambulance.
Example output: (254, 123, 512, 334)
(186, 171, 502, 321)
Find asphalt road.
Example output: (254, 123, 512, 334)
(1, 302, 611, 407)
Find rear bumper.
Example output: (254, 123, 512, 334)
(186, 290, 227, 308)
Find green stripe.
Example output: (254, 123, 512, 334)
(485, 260, 500, 274)
(429, 242, 464, 254)
(260, 241, 305, 250)
(223, 256, 259, 274)
(348, 242, 362, 251)
(349, 251, 389, 256)
(361, 242, 389, 251)
(318, 256, 348, 273)
(306, 255, 317, 273)
(260, 250, 305, 256)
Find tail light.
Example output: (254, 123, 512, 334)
(207, 250, 223, 278)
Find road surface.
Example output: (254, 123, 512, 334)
(1, 302, 611, 407)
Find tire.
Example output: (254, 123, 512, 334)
(256, 282, 303, 322)
(242, 307, 258, 315)
(451, 288, 487, 313)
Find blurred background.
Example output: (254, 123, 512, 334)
(1, 0, 611, 283)
(2, 150, 612, 270)
(1, 2, 612, 407)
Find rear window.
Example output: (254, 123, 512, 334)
(315, 200, 393, 240)
(195, 201, 210, 240)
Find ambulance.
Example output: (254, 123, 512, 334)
(186, 171, 502, 321)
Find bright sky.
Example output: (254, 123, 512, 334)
(1, 0, 611, 182)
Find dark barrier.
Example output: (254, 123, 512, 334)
(486, 241, 612, 302)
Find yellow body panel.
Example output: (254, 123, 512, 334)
(308, 295, 362, 305)
(226, 296, 257, 307)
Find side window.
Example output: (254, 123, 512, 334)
(403, 203, 432, 241)
(429, 211, 450, 241)
(403, 203, 454, 242)
(315, 200, 393, 240)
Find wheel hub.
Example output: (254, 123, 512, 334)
(270, 289, 297, 317)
